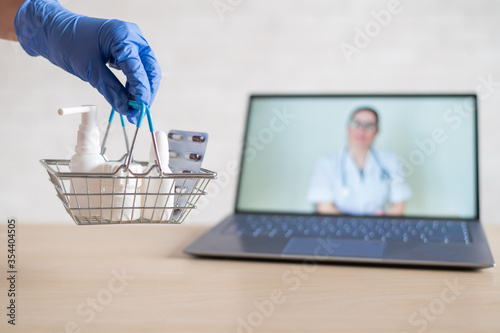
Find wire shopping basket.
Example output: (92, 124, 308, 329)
(40, 102, 217, 225)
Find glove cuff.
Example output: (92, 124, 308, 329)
(14, 0, 66, 57)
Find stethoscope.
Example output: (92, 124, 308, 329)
(340, 146, 392, 197)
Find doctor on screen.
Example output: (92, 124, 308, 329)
(307, 107, 411, 216)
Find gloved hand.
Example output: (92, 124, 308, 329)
(14, 0, 161, 124)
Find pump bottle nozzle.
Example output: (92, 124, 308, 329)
(58, 105, 100, 155)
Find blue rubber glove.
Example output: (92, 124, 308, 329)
(14, 0, 161, 124)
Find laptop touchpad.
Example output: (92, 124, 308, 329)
(283, 237, 386, 258)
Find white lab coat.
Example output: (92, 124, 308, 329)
(307, 149, 411, 215)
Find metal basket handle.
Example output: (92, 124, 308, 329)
(101, 109, 130, 158)
(100, 101, 163, 174)
(123, 101, 163, 173)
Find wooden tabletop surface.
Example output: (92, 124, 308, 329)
(1, 222, 499, 333)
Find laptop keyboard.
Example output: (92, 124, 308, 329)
(222, 215, 471, 245)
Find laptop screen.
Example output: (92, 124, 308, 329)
(235, 94, 479, 220)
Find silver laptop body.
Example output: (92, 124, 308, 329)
(185, 94, 494, 269)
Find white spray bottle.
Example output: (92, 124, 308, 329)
(59, 105, 105, 221)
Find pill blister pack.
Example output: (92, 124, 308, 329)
(168, 130, 209, 220)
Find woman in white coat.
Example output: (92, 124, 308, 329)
(307, 107, 411, 216)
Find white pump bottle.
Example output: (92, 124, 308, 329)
(59, 105, 105, 221)
(58, 105, 105, 173)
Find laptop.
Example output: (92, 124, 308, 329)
(185, 94, 495, 269)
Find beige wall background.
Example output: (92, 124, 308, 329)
(1, 0, 499, 225)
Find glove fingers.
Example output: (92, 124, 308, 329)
(110, 40, 152, 124)
(104, 21, 161, 108)
(109, 27, 152, 106)
(119, 57, 150, 103)
(98, 20, 162, 120)
(138, 46, 162, 105)
(89, 64, 130, 118)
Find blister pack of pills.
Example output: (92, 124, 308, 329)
(168, 130, 209, 220)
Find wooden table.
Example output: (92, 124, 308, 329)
(1, 222, 499, 332)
